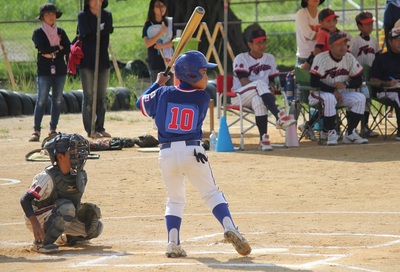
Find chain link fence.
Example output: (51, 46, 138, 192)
(0, 0, 387, 81)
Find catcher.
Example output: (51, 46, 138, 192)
(20, 133, 103, 253)
(136, 50, 251, 257)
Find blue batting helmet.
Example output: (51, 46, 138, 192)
(174, 50, 217, 84)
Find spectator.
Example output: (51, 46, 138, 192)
(349, 11, 381, 138)
(309, 32, 368, 145)
(232, 29, 296, 151)
(29, 3, 70, 142)
(370, 26, 400, 141)
(384, 0, 400, 51)
(295, 0, 325, 66)
(143, 0, 175, 84)
(78, 0, 113, 138)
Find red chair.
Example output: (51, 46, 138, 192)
(216, 75, 288, 150)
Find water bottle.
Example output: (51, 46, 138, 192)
(284, 71, 295, 101)
(209, 130, 217, 151)
(360, 82, 370, 99)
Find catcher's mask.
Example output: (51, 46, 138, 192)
(174, 50, 217, 84)
(44, 133, 89, 173)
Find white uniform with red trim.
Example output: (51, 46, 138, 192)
(309, 51, 366, 117)
(232, 52, 279, 116)
(349, 34, 380, 67)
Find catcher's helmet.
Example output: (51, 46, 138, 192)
(44, 133, 89, 173)
(174, 50, 217, 84)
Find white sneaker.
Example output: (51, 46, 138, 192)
(30, 241, 59, 254)
(342, 129, 368, 144)
(298, 122, 317, 141)
(276, 111, 296, 129)
(327, 130, 338, 146)
(224, 227, 252, 256)
(259, 134, 273, 151)
(165, 242, 187, 258)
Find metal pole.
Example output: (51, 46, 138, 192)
(90, 0, 102, 137)
(223, 0, 228, 117)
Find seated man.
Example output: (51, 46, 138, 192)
(370, 26, 400, 141)
(232, 28, 295, 151)
(309, 32, 368, 145)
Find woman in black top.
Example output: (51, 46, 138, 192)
(30, 3, 70, 142)
(78, 0, 113, 138)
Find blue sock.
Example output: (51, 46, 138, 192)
(165, 215, 182, 244)
(212, 203, 234, 229)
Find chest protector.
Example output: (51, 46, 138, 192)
(32, 166, 87, 209)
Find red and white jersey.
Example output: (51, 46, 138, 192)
(310, 51, 363, 87)
(349, 34, 380, 67)
(28, 171, 55, 214)
(232, 52, 279, 91)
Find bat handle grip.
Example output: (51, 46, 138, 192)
(163, 67, 171, 77)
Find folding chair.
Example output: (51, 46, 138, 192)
(215, 75, 288, 150)
(292, 67, 324, 144)
(363, 65, 398, 139)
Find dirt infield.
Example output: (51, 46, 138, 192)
(0, 110, 399, 272)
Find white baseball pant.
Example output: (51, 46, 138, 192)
(309, 90, 366, 117)
(231, 80, 272, 116)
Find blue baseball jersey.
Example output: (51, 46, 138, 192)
(137, 82, 210, 143)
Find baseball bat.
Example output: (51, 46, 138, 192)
(164, 6, 205, 76)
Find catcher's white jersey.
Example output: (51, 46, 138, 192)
(349, 35, 380, 67)
(310, 51, 363, 86)
(232, 52, 279, 91)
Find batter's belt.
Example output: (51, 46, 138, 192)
(160, 140, 201, 150)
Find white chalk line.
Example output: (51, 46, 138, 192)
(0, 178, 21, 186)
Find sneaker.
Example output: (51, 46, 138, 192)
(327, 130, 338, 146)
(342, 129, 369, 144)
(224, 227, 252, 256)
(361, 127, 379, 138)
(298, 122, 317, 141)
(100, 131, 111, 137)
(321, 131, 328, 140)
(30, 241, 59, 254)
(259, 134, 273, 151)
(165, 242, 187, 258)
(276, 111, 296, 129)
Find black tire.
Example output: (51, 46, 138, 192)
(60, 94, 68, 113)
(0, 92, 8, 117)
(63, 91, 80, 113)
(115, 87, 135, 110)
(14, 92, 34, 115)
(0, 89, 22, 116)
(70, 90, 83, 112)
(26, 93, 38, 111)
(107, 87, 120, 111)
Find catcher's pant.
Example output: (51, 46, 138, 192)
(231, 80, 273, 116)
(309, 89, 366, 117)
(24, 209, 88, 238)
(159, 140, 227, 218)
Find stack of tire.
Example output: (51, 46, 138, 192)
(0, 87, 137, 117)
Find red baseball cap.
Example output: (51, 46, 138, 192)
(318, 8, 339, 22)
(250, 29, 268, 43)
(356, 12, 374, 25)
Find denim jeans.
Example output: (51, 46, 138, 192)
(80, 68, 110, 136)
(34, 75, 66, 132)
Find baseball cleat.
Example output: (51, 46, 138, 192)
(165, 242, 187, 258)
(224, 227, 251, 256)
(30, 241, 59, 254)
(276, 111, 296, 129)
(259, 134, 273, 151)
(327, 129, 338, 145)
(342, 129, 368, 144)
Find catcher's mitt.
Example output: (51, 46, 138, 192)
(76, 202, 102, 239)
(134, 134, 159, 148)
